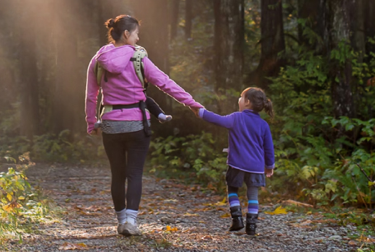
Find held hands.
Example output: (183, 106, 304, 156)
(265, 168, 274, 178)
(189, 107, 201, 118)
(88, 128, 101, 136)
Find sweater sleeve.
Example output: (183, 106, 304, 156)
(199, 108, 235, 129)
(85, 56, 100, 134)
(263, 123, 275, 169)
(143, 57, 203, 108)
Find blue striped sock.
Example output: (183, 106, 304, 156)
(247, 200, 259, 214)
(228, 193, 240, 207)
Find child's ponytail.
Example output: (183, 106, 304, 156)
(242, 87, 274, 118)
(264, 98, 274, 118)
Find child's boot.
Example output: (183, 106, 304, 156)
(246, 213, 258, 235)
(229, 206, 244, 231)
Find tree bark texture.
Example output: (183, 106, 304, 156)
(255, 0, 285, 89)
(327, 0, 355, 118)
(214, 0, 244, 113)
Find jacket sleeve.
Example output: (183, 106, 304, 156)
(142, 57, 203, 108)
(199, 108, 235, 129)
(85, 56, 100, 134)
(263, 123, 275, 169)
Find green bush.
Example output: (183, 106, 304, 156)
(149, 132, 228, 190)
(0, 166, 50, 243)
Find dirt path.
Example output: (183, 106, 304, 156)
(6, 164, 362, 251)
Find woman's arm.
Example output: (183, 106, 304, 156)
(143, 57, 203, 108)
(85, 56, 100, 134)
(198, 108, 235, 129)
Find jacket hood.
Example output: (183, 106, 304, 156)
(95, 44, 135, 74)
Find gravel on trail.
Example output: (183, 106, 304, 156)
(5, 164, 365, 251)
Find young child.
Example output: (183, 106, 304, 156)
(196, 87, 275, 235)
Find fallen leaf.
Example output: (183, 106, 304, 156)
(264, 206, 288, 215)
(183, 213, 199, 217)
(220, 212, 230, 218)
(58, 242, 88, 250)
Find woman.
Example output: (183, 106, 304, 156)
(85, 15, 203, 236)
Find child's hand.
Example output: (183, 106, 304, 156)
(265, 168, 274, 178)
(189, 107, 200, 118)
(89, 128, 99, 136)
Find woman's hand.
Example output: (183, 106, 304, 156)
(89, 128, 99, 136)
(189, 107, 200, 118)
(265, 168, 274, 178)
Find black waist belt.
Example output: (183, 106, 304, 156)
(112, 102, 151, 137)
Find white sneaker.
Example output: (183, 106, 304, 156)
(118, 222, 141, 236)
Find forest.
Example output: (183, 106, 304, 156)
(0, 0, 375, 250)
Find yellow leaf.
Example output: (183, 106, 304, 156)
(6, 193, 12, 201)
(2, 204, 12, 212)
(18, 196, 25, 200)
(183, 213, 199, 216)
(221, 197, 226, 203)
(220, 212, 231, 218)
(264, 206, 288, 215)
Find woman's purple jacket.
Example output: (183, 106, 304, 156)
(85, 44, 203, 133)
(199, 108, 275, 174)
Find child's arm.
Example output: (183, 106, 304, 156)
(264, 123, 275, 175)
(198, 108, 235, 129)
(145, 96, 164, 117)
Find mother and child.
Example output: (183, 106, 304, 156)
(85, 14, 275, 237)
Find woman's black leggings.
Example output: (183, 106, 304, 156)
(102, 130, 150, 211)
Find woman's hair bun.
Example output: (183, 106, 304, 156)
(105, 18, 115, 29)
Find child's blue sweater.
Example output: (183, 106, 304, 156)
(199, 108, 275, 174)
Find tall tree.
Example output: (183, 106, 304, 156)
(170, 0, 180, 41)
(253, 0, 285, 89)
(364, 0, 375, 63)
(327, 0, 355, 118)
(16, 1, 41, 137)
(185, 0, 193, 39)
(214, 0, 244, 113)
(52, 0, 82, 134)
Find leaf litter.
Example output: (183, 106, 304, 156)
(4, 164, 371, 251)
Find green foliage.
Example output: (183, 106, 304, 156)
(31, 130, 105, 163)
(0, 130, 105, 164)
(267, 34, 375, 207)
(149, 132, 227, 190)
(0, 166, 50, 243)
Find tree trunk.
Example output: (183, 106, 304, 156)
(328, 0, 355, 118)
(255, 0, 285, 89)
(185, 0, 193, 39)
(53, 0, 81, 134)
(170, 0, 180, 41)
(214, 0, 244, 113)
(364, 0, 375, 62)
(16, 1, 41, 137)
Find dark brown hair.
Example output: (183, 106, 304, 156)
(242, 87, 274, 118)
(105, 15, 139, 43)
